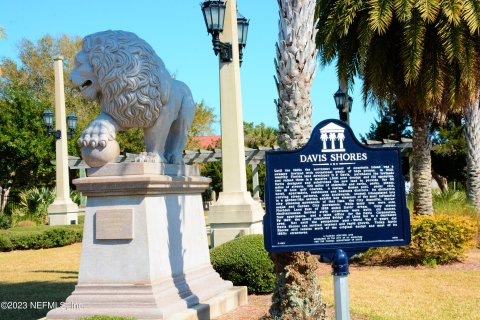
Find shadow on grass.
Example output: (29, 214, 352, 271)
(0, 280, 76, 320)
(31, 270, 79, 279)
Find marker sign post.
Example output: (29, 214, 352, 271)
(264, 119, 410, 320)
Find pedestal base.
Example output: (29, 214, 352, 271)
(208, 191, 264, 247)
(47, 286, 247, 320)
(48, 200, 79, 226)
(46, 163, 245, 319)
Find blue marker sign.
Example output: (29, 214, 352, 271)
(264, 119, 410, 253)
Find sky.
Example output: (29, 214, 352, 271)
(0, 0, 378, 139)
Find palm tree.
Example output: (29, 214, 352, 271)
(0, 27, 5, 40)
(464, 93, 480, 211)
(271, 0, 326, 319)
(316, 0, 480, 215)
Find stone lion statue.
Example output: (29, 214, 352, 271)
(69, 30, 195, 165)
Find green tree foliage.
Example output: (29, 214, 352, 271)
(189, 101, 217, 137)
(315, 0, 480, 215)
(432, 117, 467, 187)
(0, 84, 56, 190)
(362, 103, 412, 141)
(200, 122, 276, 201)
(0, 34, 99, 184)
(244, 122, 278, 148)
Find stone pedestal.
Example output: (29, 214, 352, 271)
(208, 193, 264, 247)
(46, 162, 247, 319)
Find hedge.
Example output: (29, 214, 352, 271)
(0, 225, 83, 251)
(210, 234, 275, 294)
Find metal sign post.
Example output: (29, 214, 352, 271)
(332, 249, 350, 320)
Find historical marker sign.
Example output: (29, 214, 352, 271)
(264, 119, 410, 253)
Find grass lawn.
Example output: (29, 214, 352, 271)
(1, 244, 479, 320)
(0, 243, 81, 320)
(319, 251, 480, 320)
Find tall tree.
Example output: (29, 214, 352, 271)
(244, 122, 278, 148)
(316, 0, 480, 215)
(271, 0, 325, 319)
(0, 34, 99, 156)
(0, 35, 92, 194)
(464, 93, 480, 210)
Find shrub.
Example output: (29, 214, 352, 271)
(404, 214, 476, 265)
(210, 234, 275, 294)
(16, 220, 37, 227)
(0, 212, 11, 229)
(0, 225, 83, 251)
(358, 214, 477, 266)
(11, 187, 55, 225)
(0, 234, 13, 251)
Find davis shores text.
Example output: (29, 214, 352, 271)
(300, 152, 368, 163)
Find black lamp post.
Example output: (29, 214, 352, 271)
(201, 0, 249, 65)
(333, 88, 353, 125)
(42, 108, 77, 139)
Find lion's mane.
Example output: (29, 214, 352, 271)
(82, 30, 172, 128)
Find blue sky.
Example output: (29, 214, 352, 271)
(0, 0, 378, 139)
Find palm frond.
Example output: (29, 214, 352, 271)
(438, 14, 464, 63)
(441, 0, 465, 25)
(415, 0, 441, 22)
(420, 24, 446, 105)
(401, 9, 427, 84)
(394, 0, 416, 22)
(368, 0, 394, 34)
(462, 0, 480, 33)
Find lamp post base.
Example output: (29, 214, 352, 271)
(48, 200, 79, 225)
(208, 191, 264, 247)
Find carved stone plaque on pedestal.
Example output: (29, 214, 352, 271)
(96, 209, 133, 240)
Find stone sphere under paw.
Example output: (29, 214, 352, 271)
(81, 140, 120, 168)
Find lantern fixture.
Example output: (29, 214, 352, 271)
(237, 12, 249, 65)
(42, 108, 77, 139)
(66, 112, 78, 138)
(201, 0, 232, 63)
(333, 88, 353, 124)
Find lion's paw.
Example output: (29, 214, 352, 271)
(79, 118, 117, 148)
(135, 152, 166, 163)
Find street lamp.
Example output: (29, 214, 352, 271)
(201, 0, 231, 62)
(237, 12, 249, 65)
(201, 0, 264, 247)
(42, 108, 77, 139)
(333, 88, 353, 124)
(201, 0, 249, 65)
(66, 112, 78, 138)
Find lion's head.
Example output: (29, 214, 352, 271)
(70, 30, 172, 128)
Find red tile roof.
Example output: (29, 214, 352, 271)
(191, 135, 221, 149)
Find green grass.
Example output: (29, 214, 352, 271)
(1, 244, 480, 320)
(319, 252, 480, 320)
(0, 243, 81, 320)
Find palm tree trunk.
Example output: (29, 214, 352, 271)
(412, 112, 434, 215)
(271, 0, 325, 319)
(274, 0, 318, 150)
(464, 93, 480, 211)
